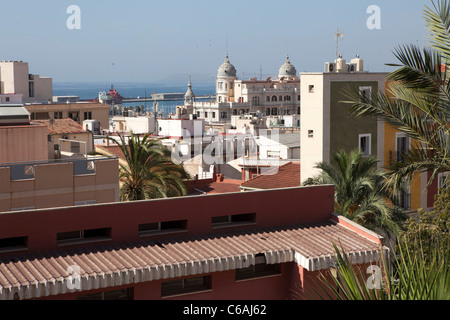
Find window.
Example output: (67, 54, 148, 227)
(235, 254, 281, 281)
(5, 97, 10, 102)
(138, 220, 187, 236)
(54, 112, 63, 119)
(28, 82, 35, 98)
(438, 172, 449, 190)
(84, 111, 92, 120)
(197, 111, 200, 117)
(397, 188, 411, 211)
(359, 134, 371, 156)
(0, 236, 28, 253)
(220, 111, 227, 119)
(395, 133, 410, 162)
(308, 85, 315, 93)
(69, 112, 80, 123)
(205, 112, 208, 118)
(35, 112, 50, 120)
(212, 112, 216, 119)
(77, 288, 133, 300)
(161, 276, 212, 298)
(272, 96, 277, 102)
(266, 96, 270, 102)
(71, 141, 81, 154)
(212, 213, 255, 228)
(359, 86, 372, 101)
(57, 228, 111, 245)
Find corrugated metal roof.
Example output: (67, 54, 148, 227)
(0, 220, 385, 300)
(0, 105, 30, 124)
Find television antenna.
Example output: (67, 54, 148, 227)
(335, 29, 344, 60)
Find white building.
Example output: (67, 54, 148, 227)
(0, 61, 52, 104)
(157, 119, 205, 139)
(180, 55, 300, 123)
(111, 116, 157, 134)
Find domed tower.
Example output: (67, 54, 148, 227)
(184, 78, 195, 105)
(278, 55, 297, 80)
(178, 78, 195, 119)
(216, 55, 238, 103)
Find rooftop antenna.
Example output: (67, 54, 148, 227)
(335, 28, 344, 60)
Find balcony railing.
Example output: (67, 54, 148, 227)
(0, 156, 118, 181)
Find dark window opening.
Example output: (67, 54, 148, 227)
(161, 276, 212, 298)
(0, 236, 28, 252)
(235, 254, 281, 281)
(77, 288, 133, 300)
(139, 220, 187, 235)
(212, 213, 255, 227)
(57, 228, 111, 245)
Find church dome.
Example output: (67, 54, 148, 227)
(217, 55, 237, 77)
(278, 55, 297, 78)
(185, 80, 194, 98)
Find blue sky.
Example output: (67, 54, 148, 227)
(0, 0, 431, 83)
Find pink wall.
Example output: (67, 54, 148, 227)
(0, 186, 335, 254)
(0, 125, 48, 164)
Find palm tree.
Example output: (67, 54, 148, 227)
(310, 237, 450, 300)
(344, 0, 450, 191)
(304, 149, 407, 236)
(109, 131, 190, 201)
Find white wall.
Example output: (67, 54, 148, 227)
(125, 116, 156, 134)
(300, 73, 327, 182)
(157, 119, 205, 138)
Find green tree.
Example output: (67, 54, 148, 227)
(400, 187, 449, 265)
(304, 149, 407, 236)
(109, 132, 190, 201)
(345, 0, 450, 191)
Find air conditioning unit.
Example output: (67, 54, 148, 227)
(348, 63, 357, 72)
(324, 62, 335, 73)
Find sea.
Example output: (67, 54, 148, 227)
(53, 81, 216, 116)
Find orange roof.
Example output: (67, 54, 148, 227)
(189, 178, 242, 195)
(32, 119, 87, 135)
(240, 162, 301, 190)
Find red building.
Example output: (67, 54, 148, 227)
(0, 186, 387, 300)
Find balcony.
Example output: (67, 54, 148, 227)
(0, 156, 118, 181)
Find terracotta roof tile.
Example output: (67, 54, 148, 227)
(0, 220, 385, 300)
(189, 179, 242, 195)
(240, 162, 300, 190)
(32, 119, 87, 135)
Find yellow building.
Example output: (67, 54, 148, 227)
(383, 82, 439, 212)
